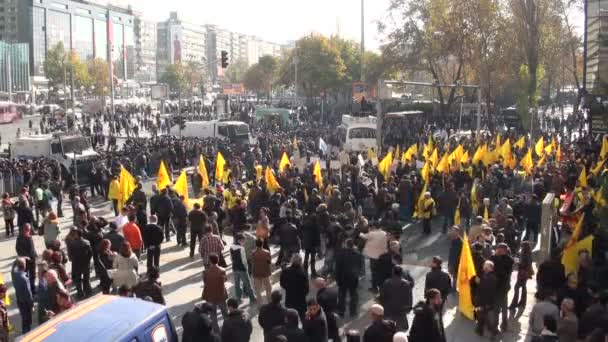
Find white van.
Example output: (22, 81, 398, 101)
(169, 120, 253, 145)
(338, 115, 378, 152)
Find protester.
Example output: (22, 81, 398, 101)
(303, 298, 328, 342)
(66, 228, 92, 298)
(230, 233, 257, 304)
(112, 242, 139, 291)
(409, 289, 446, 342)
(314, 277, 340, 342)
(252, 239, 273, 304)
(360, 224, 388, 292)
(269, 308, 308, 342)
(424, 256, 452, 306)
(202, 253, 228, 332)
(134, 266, 165, 305)
(259, 290, 287, 342)
(11, 257, 33, 333)
(380, 265, 413, 332)
(362, 304, 397, 342)
(221, 297, 253, 342)
(142, 215, 164, 270)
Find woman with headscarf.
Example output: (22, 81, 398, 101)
(112, 242, 139, 290)
(42, 211, 60, 248)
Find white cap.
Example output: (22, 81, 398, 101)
(393, 332, 408, 342)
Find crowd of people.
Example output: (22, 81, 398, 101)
(0, 100, 606, 342)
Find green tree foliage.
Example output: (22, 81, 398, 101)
(44, 43, 92, 90)
(224, 58, 249, 84)
(87, 58, 110, 97)
(244, 55, 278, 98)
(159, 63, 189, 95)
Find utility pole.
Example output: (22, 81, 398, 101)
(294, 44, 299, 106)
(107, 9, 115, 119)
(360, 0, 365, 82)
(6, 46, 12, 103)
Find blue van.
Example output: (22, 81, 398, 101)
(18, 295, 177, 342)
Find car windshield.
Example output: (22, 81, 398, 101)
(61, 137, 91, 154)
(231, 124, 249, 136)
(348, 127, 376, 139)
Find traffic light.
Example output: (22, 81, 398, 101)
(221, 50, 229, 69)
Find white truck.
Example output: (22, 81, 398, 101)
(11, 134, 99, 184)
(338, 114, 378, 152)
(169, 120, 254, 145)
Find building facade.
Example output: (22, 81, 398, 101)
(13, 0, 134, 81)
(133, 15, 156, 83)
(0, 0, 19, 42)
(585, 0, 608, 95)
(157, 12, 207, 79)
(0, 42, 31, 95)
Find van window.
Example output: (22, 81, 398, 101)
(51, 142, 62, 154)
(218, 126, 228, 137)
(151, 323, 168, 342)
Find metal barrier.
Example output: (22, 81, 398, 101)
(0, 170, 18, 196)
(540, 192, 557, 262)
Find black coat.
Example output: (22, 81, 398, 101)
(380, 275, 413, 316)
(258, 303, 287, 342)
(363, 319, 397, 342)
(490, 254, 514, 291)
(334, 248, 363, 288)
(67, 237, 92, 271)
(476, 272, 499, 308)
(134, 280, 165, 305)
(103, 231, 124, 253)
(221, 309, 253, 342)
(16, 235, 37, 260)
(317, 288, 339, 340)
(303, 309, 328, 342)
(181, 309, 220, 342)
(142, 224, 164, 247)
(280, 265, 309, 315)
(270, 324, 309, 342)
(302, 217, 321, 250)
(409, 301, 446, 342)
(424, 268, 452, 301)
(536, 259, 565, 293)
(156, 195, 174, 219)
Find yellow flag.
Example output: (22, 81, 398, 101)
(422, 143, 430, 159)
(482, 147, 498, 166)
(535, 137, 544, 157)
(255, 164, 263, 181)
(421, 161, 430, 183)
(483, 205, 489, 221)
(520, 148, 533, 175)
(0, 272, 9, 305)
(414, 181, 428, 218)
(556, 144, 563, 162)
(504, 152, 517, 170)
(118, 166, 136, 211)
(514, 136, 526, 149)
(215, 152, 226, 183)
(279, 152, 291, 173)
(157, 160, 171, 191)
(429, 148, 439, 168)
(500, 139, 511, 159)
(368, 148, 377, 161)
(472, 144, 487, 164)
(592, 159, 606, 176)
(538, 154, 547, 168)
(378, 152, 393, 180)
(544, 140, 554, 155)
(173, 170, 189, 202)
(601, 136, 608, 159)
(562, 235, 594, 276)
(265, 167, 281, 193)
(594, 187, 607, 207)
(578, 166, 588, 188)
(471, 182, 478, 212)
(457, 232, 477, 320)
(406, 143, 418, 158)
(395, 145, 401, 159)
(198, 155, 210, 189)
(313, 160, 323, 189)
(436, 153, 450, 174)
(460, 151, 470, 164)
(187, 197, 205, 210)
(495, 133, 501, 148)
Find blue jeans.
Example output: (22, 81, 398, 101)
(233, 270, 256, 301)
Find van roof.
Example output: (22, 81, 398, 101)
(19, 295, 167, 342)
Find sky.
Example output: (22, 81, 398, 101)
(103, 0, 393, 50)
(101, 0, 585, 50)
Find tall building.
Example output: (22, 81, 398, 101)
(246, 37, 286, 67)
(0, 0, 19, 42)
(0, 42, 31, 96)
(10, 0, 134, 81)
(157, 12, 207, 79)
(133, 15, 156, 83)
(584, 0, 608, 133)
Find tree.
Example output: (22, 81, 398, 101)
(224, 58, 249, 84)
(243, 56, 277, 98)
(159, 63, 189, 95)
(87, 58, 110, 97)
(44, 42, 68, 89)
(277, 34, 346, 104)
(69, 52, 92, 89)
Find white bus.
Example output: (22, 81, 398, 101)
(338, 115, 377, 152)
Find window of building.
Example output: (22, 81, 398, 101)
(94, 19, 107, 60)
(73, 15, 94, 60)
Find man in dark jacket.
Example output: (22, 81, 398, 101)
(409, 289, 446, 342)
(134, 266, 165, 305)
(276, 216, 301, 266)
(181, 303, 220, 342)
(172, 194, 188, 246)
(424, 256, 452, 306)
(363, 304, 397, 342)
(141, 215, 164, 270)
(221, 297, 253, 342)
(103, 222, 124, 253)
(303, 298, 328, 342)
(536, 249, 565, 297)
(188, 203, 207, 258)
(334, 238, 364, 318)
(377, 240, 403, 287)
(314, 278, 340, 341)
(259, 290, 288, 342)
(270, 308, 308, 342)
(127, 183, 147, 227)
(379, 265, 413, 332)
(156, 189, 174, 242)
(11, 258, 33, 333)
(489, 243, 514, 331)
(302, 214, 321, 277)
(475, 260, 499, 337)
(67, 229, 93, 298)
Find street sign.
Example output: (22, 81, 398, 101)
(223, 83, 244, 95)
(352, 82, 368, 102)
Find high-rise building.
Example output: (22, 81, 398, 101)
(585, 0, 608, 94)
(157, 12, 207, 79)
(10, 0, 134, 81)
(0, 0, 19, 42)
(0, 42, 31, 95)
(133, 15, 156, 83)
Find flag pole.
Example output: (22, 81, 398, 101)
(107, 9, 115, 120)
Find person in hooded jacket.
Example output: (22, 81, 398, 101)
(181, 303, 220, 342)
(408, 289, 446, 342)
(221, 297, 253, 342)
